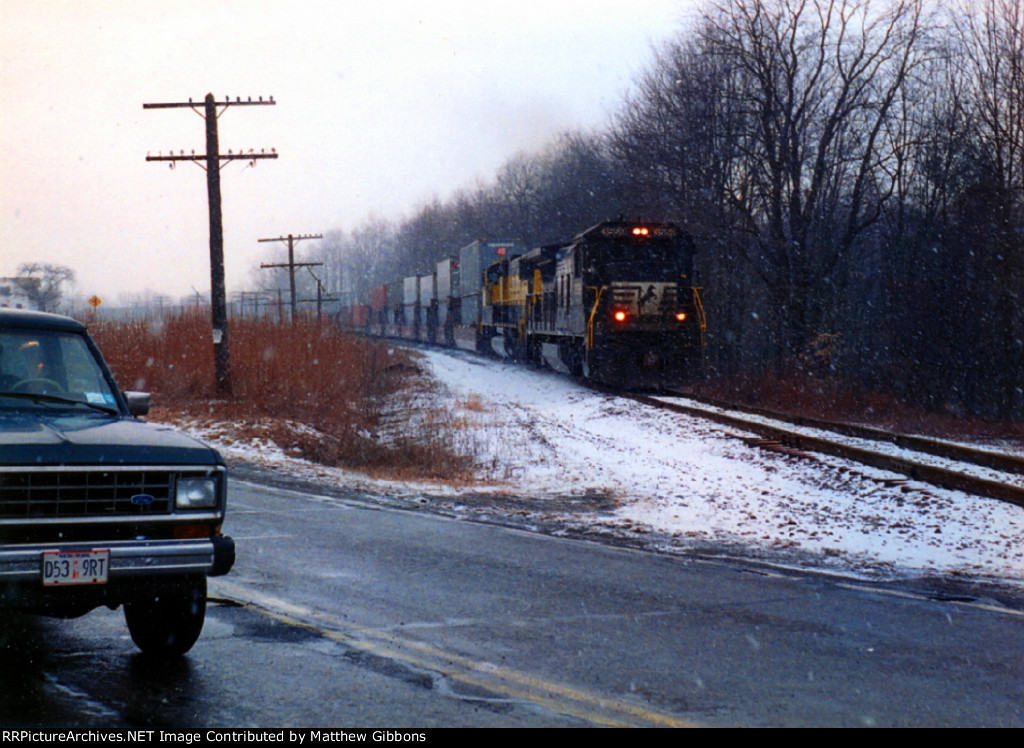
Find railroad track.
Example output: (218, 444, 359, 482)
(624, 390, 1024, 508)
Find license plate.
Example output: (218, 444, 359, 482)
(42, 550, 110, 586)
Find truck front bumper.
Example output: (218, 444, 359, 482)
(0, 536, 235, 612)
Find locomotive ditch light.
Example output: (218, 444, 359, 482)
(675, 312, 688, 322)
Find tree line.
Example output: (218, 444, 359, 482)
(273, 0, 1024, 421)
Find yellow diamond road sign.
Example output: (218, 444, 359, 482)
(88, 295, 102, 308)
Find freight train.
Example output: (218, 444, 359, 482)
(344, 219, 706, 388)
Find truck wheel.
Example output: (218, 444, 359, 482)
(124, 577, 206, 655)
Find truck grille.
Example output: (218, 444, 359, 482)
(0, 470, 174, 518)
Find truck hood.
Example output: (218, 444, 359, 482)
(0, 410, 223, 467)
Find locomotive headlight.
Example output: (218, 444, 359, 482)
(176, 476, 218, 509)
(613, 310, 628, 323)
(675, 312, 688, 322)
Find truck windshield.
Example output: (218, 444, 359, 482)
(0, 329, 119, 411)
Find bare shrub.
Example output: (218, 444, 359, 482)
(90, 313, 475, 480)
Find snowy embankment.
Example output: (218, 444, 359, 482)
(182, 347, 1024, 587)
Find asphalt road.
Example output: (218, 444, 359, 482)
(3, 478, 1024, 727)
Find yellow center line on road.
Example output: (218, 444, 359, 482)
(210, 579, 697, 728)
(835, 582, 1024, 617)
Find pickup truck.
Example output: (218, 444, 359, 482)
(0, 309, 234, 655)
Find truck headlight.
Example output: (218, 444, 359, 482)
(176, 477, 218, 509)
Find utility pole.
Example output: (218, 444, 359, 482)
(233, 290, 269, 318)
(144, 93, 277, 395)
(258, 233, 323, 321)
(299, 267, 339, 322)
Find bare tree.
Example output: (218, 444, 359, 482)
(611, 32, 747, 221)
(699, 0, 928, 358)
(956, 0, 1024, 207)
(17, 263, 76, 313)
(532, 131, 629, 238)
(947, 0, 1024, 416)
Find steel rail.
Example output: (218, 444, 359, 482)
(625, 392, 1024, 508)
(664, 390, 1024, 476)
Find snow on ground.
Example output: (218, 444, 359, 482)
(180, 347, 1024, 588)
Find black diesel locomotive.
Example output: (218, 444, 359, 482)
(354, 220, 706, 388)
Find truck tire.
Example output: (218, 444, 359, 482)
(124, 577, 206, 655)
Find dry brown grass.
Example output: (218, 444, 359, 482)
(90, 313, 476, 480)
(457, 394, 489, 413)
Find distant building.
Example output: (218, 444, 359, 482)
(0, 277, 40, 310)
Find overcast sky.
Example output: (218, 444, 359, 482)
(1, 0, 694, 305)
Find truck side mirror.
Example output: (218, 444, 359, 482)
(124, 391, 152, 417)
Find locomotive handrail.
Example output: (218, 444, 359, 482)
(586, 286, 606, 350)
(691, 287, 707, 349)
(518, 291, 534, 343)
